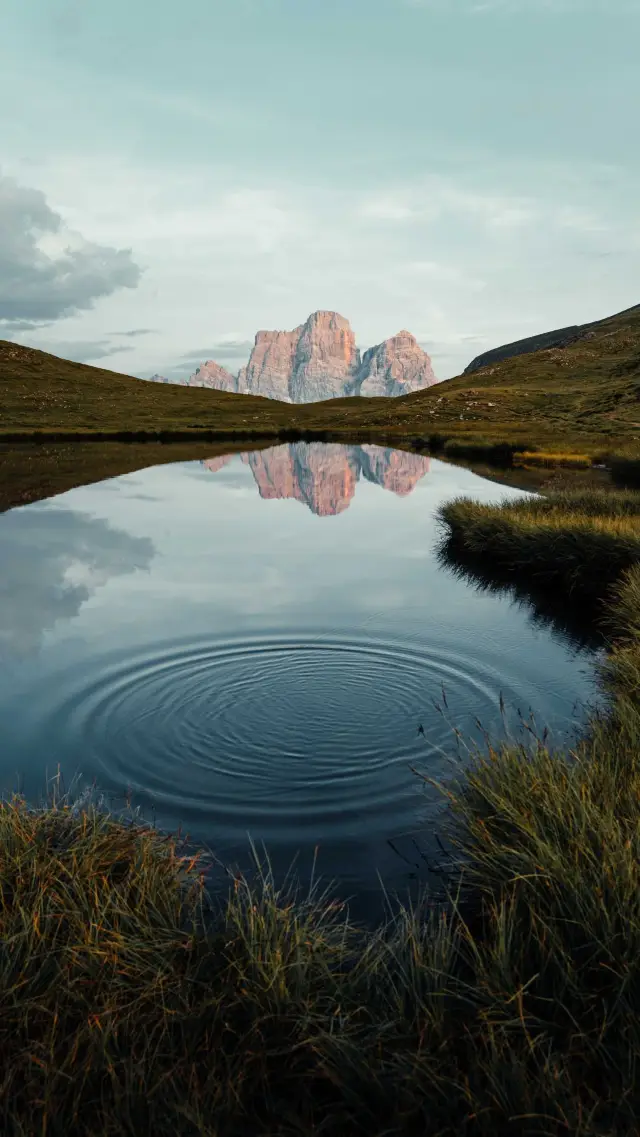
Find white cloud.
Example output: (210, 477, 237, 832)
(3, 153, 637, 385)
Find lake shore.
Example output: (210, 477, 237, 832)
(2, 482, 639, 1135)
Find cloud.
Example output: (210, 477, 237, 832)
(0, 174, 143, 330)
(0, 506, 155, 659)
(356, 180, 537, 232)
(110, 328, 156, 338)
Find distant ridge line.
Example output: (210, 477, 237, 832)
(464, 301, 640, 375)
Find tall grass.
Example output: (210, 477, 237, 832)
(514, 451, 591, 469)
(438, 488, 640, 602)
(1, 488, 640, 1135)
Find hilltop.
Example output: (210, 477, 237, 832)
(1, 300, 639, 453)
(464, 301, 640, 374)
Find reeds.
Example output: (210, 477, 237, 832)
(2, 486, 640, 1134)
(514, 451, 591, 469)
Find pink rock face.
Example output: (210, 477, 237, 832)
(356, 331, 437, 397)
(236, 329, 301, 401)
(187, 360, 237, 392)
(237, 311, 361, 403)
(155, 312, 438, 402)
(289, 311, 361, 403)
(202, 444, 431, 516)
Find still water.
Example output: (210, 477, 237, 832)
(0, 443, 600, 926)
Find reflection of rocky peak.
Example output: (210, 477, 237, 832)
(188, 361, 237, 391)
(245, 443, 360, 517)
(201, 444, 431, 516)
(359, 445, 431, 495)
(291, 442, 361, 516)
(355, 331, 437, 397)
(201, 455, 235, 474)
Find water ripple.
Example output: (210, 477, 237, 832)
(37, 631, 536, 845)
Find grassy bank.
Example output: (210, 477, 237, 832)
(2, 486, 640, 1134)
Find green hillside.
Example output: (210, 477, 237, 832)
(1, 300, 639, 452)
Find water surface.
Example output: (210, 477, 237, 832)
(0, 443, 600, 926)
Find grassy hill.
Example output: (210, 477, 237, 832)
(1, 300, 639, 453)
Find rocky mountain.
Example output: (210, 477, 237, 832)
(187, 360, 236, 391)
(355, 330, 437, 397)
(201, 443, 431, 517)
(237, 311, 361, 403)
(150, 311, 438, 402)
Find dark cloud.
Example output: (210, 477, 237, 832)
(1, 317, 55, 333)
(0, 506, 155, 659)
(0, 174, 143, 330)
(110, 328, 156, 338)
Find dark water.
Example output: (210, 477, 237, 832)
(0, 443, 601, 927)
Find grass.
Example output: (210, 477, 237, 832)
(437, 487, 640, 602)
(514, 452, 592, 469)
(2, 298, 640, 456)
(2, 485, 640, 1134)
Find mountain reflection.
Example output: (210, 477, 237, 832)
(202, 444, 431, 517)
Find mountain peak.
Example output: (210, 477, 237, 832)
(155, 311, 438, 402)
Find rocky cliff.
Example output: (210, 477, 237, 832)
(236, 311, 361, 402)
(202, 444, 431, 516)
(355, 330, 436, 397)
(187, 360, 237, 391)
(151, 310, 438, 402)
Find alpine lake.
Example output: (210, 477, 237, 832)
(0, 443, 603, 929)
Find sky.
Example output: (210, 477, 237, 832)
(1, 0, 639, 383)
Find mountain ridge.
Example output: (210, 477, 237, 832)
(150, 310, 437, 402)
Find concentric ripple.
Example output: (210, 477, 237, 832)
(24, 630, 574, 848)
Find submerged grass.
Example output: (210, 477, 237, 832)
(2, 487, 640, 1134)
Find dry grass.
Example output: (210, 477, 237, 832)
(2, 298, 640, 456)
(514, 451, 592, 469)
